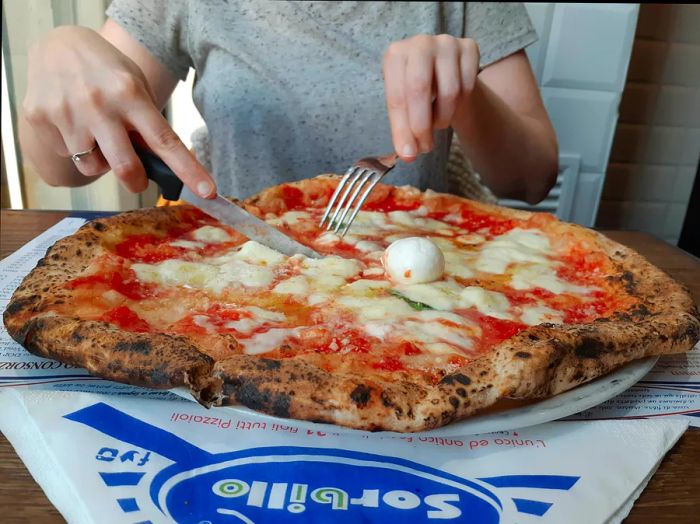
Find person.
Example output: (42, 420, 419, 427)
(19, 1, 557, 206)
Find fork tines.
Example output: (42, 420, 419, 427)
(319, 168, 379, 237)
(319, 153, 399, 237)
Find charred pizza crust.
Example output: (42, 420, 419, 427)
(4, 177, 699, 432)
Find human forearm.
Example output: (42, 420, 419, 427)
(452, 78, 558, 204)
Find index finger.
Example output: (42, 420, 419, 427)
(383, 46, 417, 162)
(126, 102, 216, 198)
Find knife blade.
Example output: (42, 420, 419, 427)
(180, 187, 321, 258)
(136, 147, 321, 259)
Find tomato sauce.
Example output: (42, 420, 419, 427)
(557, 249, 608, 286)
(362, 192, 421, 212)
(564, 295, 612, 324)
(317, 329, 373, 354)
(400, 341, 421, 356)
(172, 304, 254, 335)
(68, 268, 155, 300)
(113, 219, 246, 264)
(503, 288, 554, 307)
(115, 234, 188, 263)
(371, 356, 405, 372)
(466, 313, 529, 354)
(281, 185, 305, 210)
(205, 304, 247, 322)
(197, 239, 246, 257)
(99, 306, 151, 333)
(170, 315, 209, 335)
(457, 208, 516, 236)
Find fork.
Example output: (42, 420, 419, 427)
(319, 152, 399, 237)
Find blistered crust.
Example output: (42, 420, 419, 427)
(3, 177, 699, 432)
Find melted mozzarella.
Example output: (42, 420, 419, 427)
(365, 250, 384, 261)
(363, 321, 394, 341)
(272, 255, 362, 297)
(344, 279, 391, 294)
(383, 237, 445, 284)
(101, 289, 125, 306)
(362, 267, 386, 277)
(245, 306, 286, 323)
(414, 309, 476, 327)
(429, 237, 476, 280)
(520, 305, 564, 326)
(387, 211, 452, 232)
(132, 260, 219, 289)
(459, 286, 513, 320)
(507, 229, 550, 251)
(191, 226, 231, 244)
(308, 293, 331, 305)
(313, 275, 348, 291)
(475, 228, 551, 274)
(193, 314, 216, 333)
(398, 310, 479, 354)
(217, 260, 276, 288)
(266, 210, 312, 227)
(354, 240, 384, 253)
(272, 275, 310, 295)
(510, 264, 592, 295)
(339, 211, 391, 237)
(335, 295, 415, 322)
(316, 231, 341, 247)
(422, 342, 466, 355)
(385, 233, 411, 244)
(170, 239, 205, 249)
(301, 256, 362, 280)
(241, 328, 297, 355)
(455, 233, 486, 246)
(132, 240, 286, 292)
(224, 307, 286, 334)
(402, 319, 473, 351)
(354, 210, 389, 227)
(224, 317, 259, 333)
(233, 241, 287, 266)
(397, 280, 463, 311)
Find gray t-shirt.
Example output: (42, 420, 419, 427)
(107, 1, 536, 199)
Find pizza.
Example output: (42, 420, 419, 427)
(4, 176, 699, 432)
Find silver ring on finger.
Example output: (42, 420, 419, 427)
(71, 144, 99, 163)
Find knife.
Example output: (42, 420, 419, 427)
(136, 147, 321, 259)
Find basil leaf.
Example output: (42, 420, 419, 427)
(389, 290, 434, 311)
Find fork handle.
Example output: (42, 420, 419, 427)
(356, 153, 399, 173)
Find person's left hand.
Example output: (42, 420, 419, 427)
(382, 34, 480, 162)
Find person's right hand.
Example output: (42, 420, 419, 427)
(22, 26, 215, 197)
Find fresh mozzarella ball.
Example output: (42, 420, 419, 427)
(382, 237, 445, 284)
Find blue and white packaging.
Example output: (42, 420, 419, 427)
(0, 390, 688, 524)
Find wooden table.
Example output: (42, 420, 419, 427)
(0, 209, 698, 523)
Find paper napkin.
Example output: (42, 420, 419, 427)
(0, 389, 688, 524)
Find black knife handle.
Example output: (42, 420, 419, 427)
(134, 145, 183, 201)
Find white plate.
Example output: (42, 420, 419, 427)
(172, 356, 657, 437)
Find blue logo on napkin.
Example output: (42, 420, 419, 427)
(65, 403, 580, 523)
